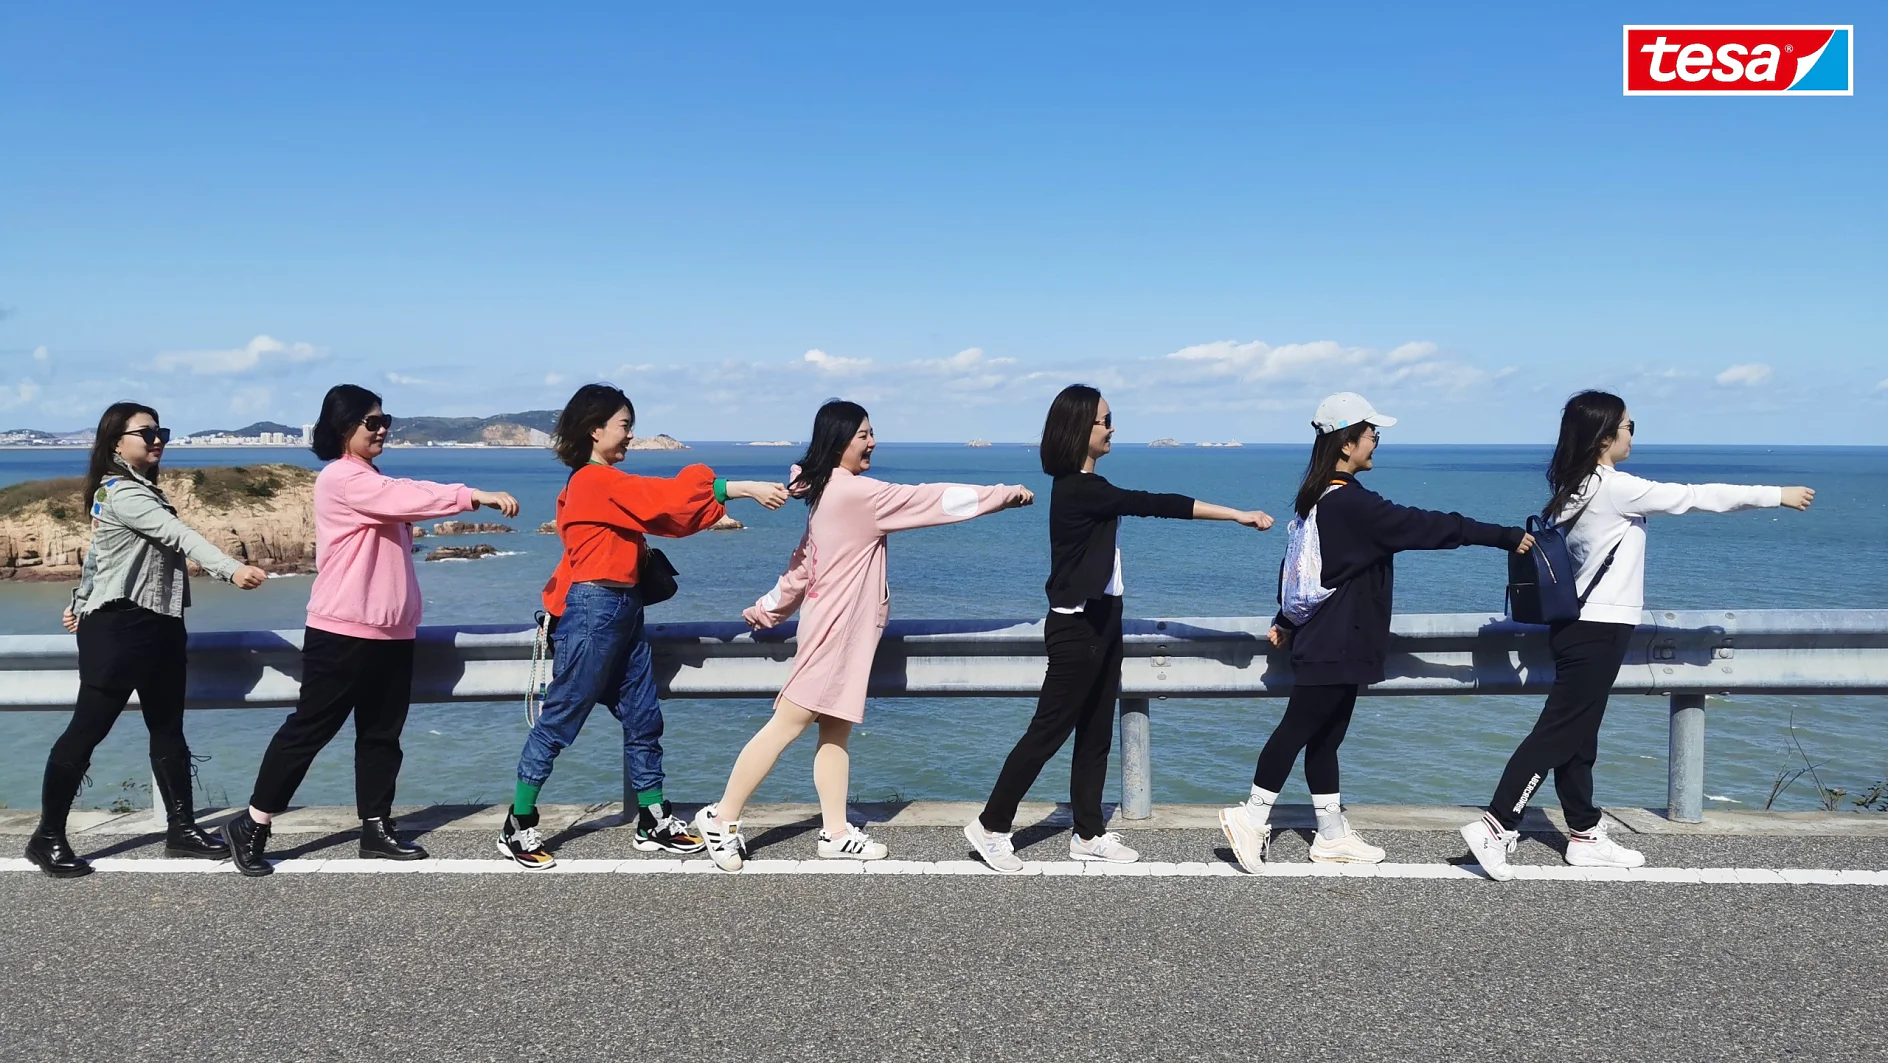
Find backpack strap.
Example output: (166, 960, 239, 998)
(1574, 537, 1624, 607)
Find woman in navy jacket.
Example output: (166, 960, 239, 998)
(1219, 393, 1532, 870)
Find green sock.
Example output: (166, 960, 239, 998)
(636, 787, 665, 809)
(513, 779, 542, 817)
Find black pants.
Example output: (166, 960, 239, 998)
(1252, 683, 1358, 794)
(48, 604, 192, 772)
(1487, 620, 1634, 832)
(248, 628, 416, 819)
(980, 597, 1123, 840)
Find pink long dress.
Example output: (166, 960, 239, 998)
(744, 467, 1028, 723)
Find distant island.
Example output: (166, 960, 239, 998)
(1196, 441, 1244, 448)
(744, 441, 795, 447)
(627, 434, 687, 450)
(1148, 438, 1181, 448)
(1, 464, 318, 581)
(966, 439, 991, 448)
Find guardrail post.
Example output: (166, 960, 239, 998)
(1119, 697, 1152, 821)
(1667, 694, 1706, 823)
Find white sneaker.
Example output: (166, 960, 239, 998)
(1218, 804, 1270, 873)
(1069, 831, 1139, 863)
(1564, 821, 1644, 868)
(963, 819, 1025, 873)
(817, 826, 887, 861)
(693, 804, 746, 872)
(1459, 815, 1520, 882)
(1307, 820, 1386, 864)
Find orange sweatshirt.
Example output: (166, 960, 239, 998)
(540, 462, 727, 615)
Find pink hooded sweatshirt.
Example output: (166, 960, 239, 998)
(305, 455, 475, 640)
(745, 467, 1028, 723)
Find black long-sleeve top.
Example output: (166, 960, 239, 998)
(1275, 471, 1524, 687)
(1044, 471, 1195, 609)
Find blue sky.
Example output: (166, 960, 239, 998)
(1, 3, 1881, 443)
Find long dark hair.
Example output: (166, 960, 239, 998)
(1545, 390, 1627, 520)
(311, 384, 384, 461)
(791, 399, 869, 509)
(83, 402, 161, 512)
(552, 384, 635, 470)
(1292, 422, 1371, 518)
(1039, 384, 1101, 476)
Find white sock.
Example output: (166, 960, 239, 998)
(1245, 786, 1279, 825)
(1312, 792, 1345, 838)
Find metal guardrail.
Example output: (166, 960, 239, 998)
(3, 609, 1884, 823)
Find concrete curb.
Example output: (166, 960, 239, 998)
(5, 802, 1887, 837)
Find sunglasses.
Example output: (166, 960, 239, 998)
(1094, 413, 1113, 429)
(1621, 420, 1636, 436)
(122, 426, 172, 446)
(360, 414, 396, 433)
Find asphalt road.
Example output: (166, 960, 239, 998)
(4, 827, 1885, 1062)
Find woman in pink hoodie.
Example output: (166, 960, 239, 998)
(694, 400, 1033, 870)
(221, 384, 518, 876)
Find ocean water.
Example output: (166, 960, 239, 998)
(1, 442, 1882, 815)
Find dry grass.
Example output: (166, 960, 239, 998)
(0, 463, 316, 522)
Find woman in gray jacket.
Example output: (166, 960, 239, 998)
(25, 402, 267, 878)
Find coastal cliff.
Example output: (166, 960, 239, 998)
(0, 464, 318, 582)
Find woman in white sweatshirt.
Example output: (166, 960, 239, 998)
(1459, 391, 1813, 880)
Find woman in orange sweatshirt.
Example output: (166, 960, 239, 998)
(497, 384, 787, 868)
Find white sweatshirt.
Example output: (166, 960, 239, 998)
(1556, 466, 1782, 625)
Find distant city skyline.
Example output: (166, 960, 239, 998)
(2, 5, 1882, 444)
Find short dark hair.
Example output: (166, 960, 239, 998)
(552, 384, 634, 470)
(311, 384, 383, 461)
(1039, 384, 1101, 476)
(790, 399, 869, 508)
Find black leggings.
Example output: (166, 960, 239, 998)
(1251, 683, 1358, 794)
(47, 605, 190, 771)
(1487, 620, 1634, 832)
(980, 597, 1124, 840)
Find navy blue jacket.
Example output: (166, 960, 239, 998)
(1274, 472, 1523, 687)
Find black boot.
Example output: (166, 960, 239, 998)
(24, 758, 92, 878)
(220, 812, 274, 877)
(152, 754, 229, 859)
(360, 817, 427, 860)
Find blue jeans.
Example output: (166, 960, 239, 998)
(516, 582, 664, 794)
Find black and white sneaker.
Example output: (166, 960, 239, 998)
(496, 810, 556, 869)
(634, 800, 706, 854)
(817, 826, 887, 861)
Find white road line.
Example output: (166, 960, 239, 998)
(2, 856, 1886, 883)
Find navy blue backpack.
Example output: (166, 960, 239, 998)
(1505, 501, 1621, 625)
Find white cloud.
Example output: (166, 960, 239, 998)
(228, 386, 272, 416)
(803, 348, 873, 376)
(31, 345, 49, 363)
(1876, 378, 1888, 392)
(1715, 363, 1773, 388)
(384, 372, 428, 386)
(0, 379, 41, 411)
(1162, 338, 1488, 393)
(544, 372, 566, 386)
(155, 335, 329, 376)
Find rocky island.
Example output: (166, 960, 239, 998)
(0, 464, 318, 581)
(1148, 438, 1181, 448)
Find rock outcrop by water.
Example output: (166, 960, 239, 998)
(711, 516, 745, 531)
(626, 434, 688, 450)
(0, 464, 318, 582)
(426, 544, 499, 562)
(431, 520, 514, 536)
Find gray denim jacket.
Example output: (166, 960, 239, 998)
(71, 459, 243, 618)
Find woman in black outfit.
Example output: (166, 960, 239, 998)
(26, 402, 268, 878)
(1218, 392, 1532, 871)
(964, 384, 1274, 872)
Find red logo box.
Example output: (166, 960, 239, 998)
(1623, 25, 1853, 95)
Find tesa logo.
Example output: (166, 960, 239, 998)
(1623, 25, 1852, 95)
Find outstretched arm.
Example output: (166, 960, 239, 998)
(1611, 472, 1799, 518)
(339, 473, 476, 524)
(1359, 492, 1528, 554)
(871, 480, 1032, 534)
(743, 528, 814, 629)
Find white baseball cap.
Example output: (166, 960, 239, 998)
(1311, 392, 1397, 434)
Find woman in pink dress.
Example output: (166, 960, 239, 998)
(694, 400, 1033, 870)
